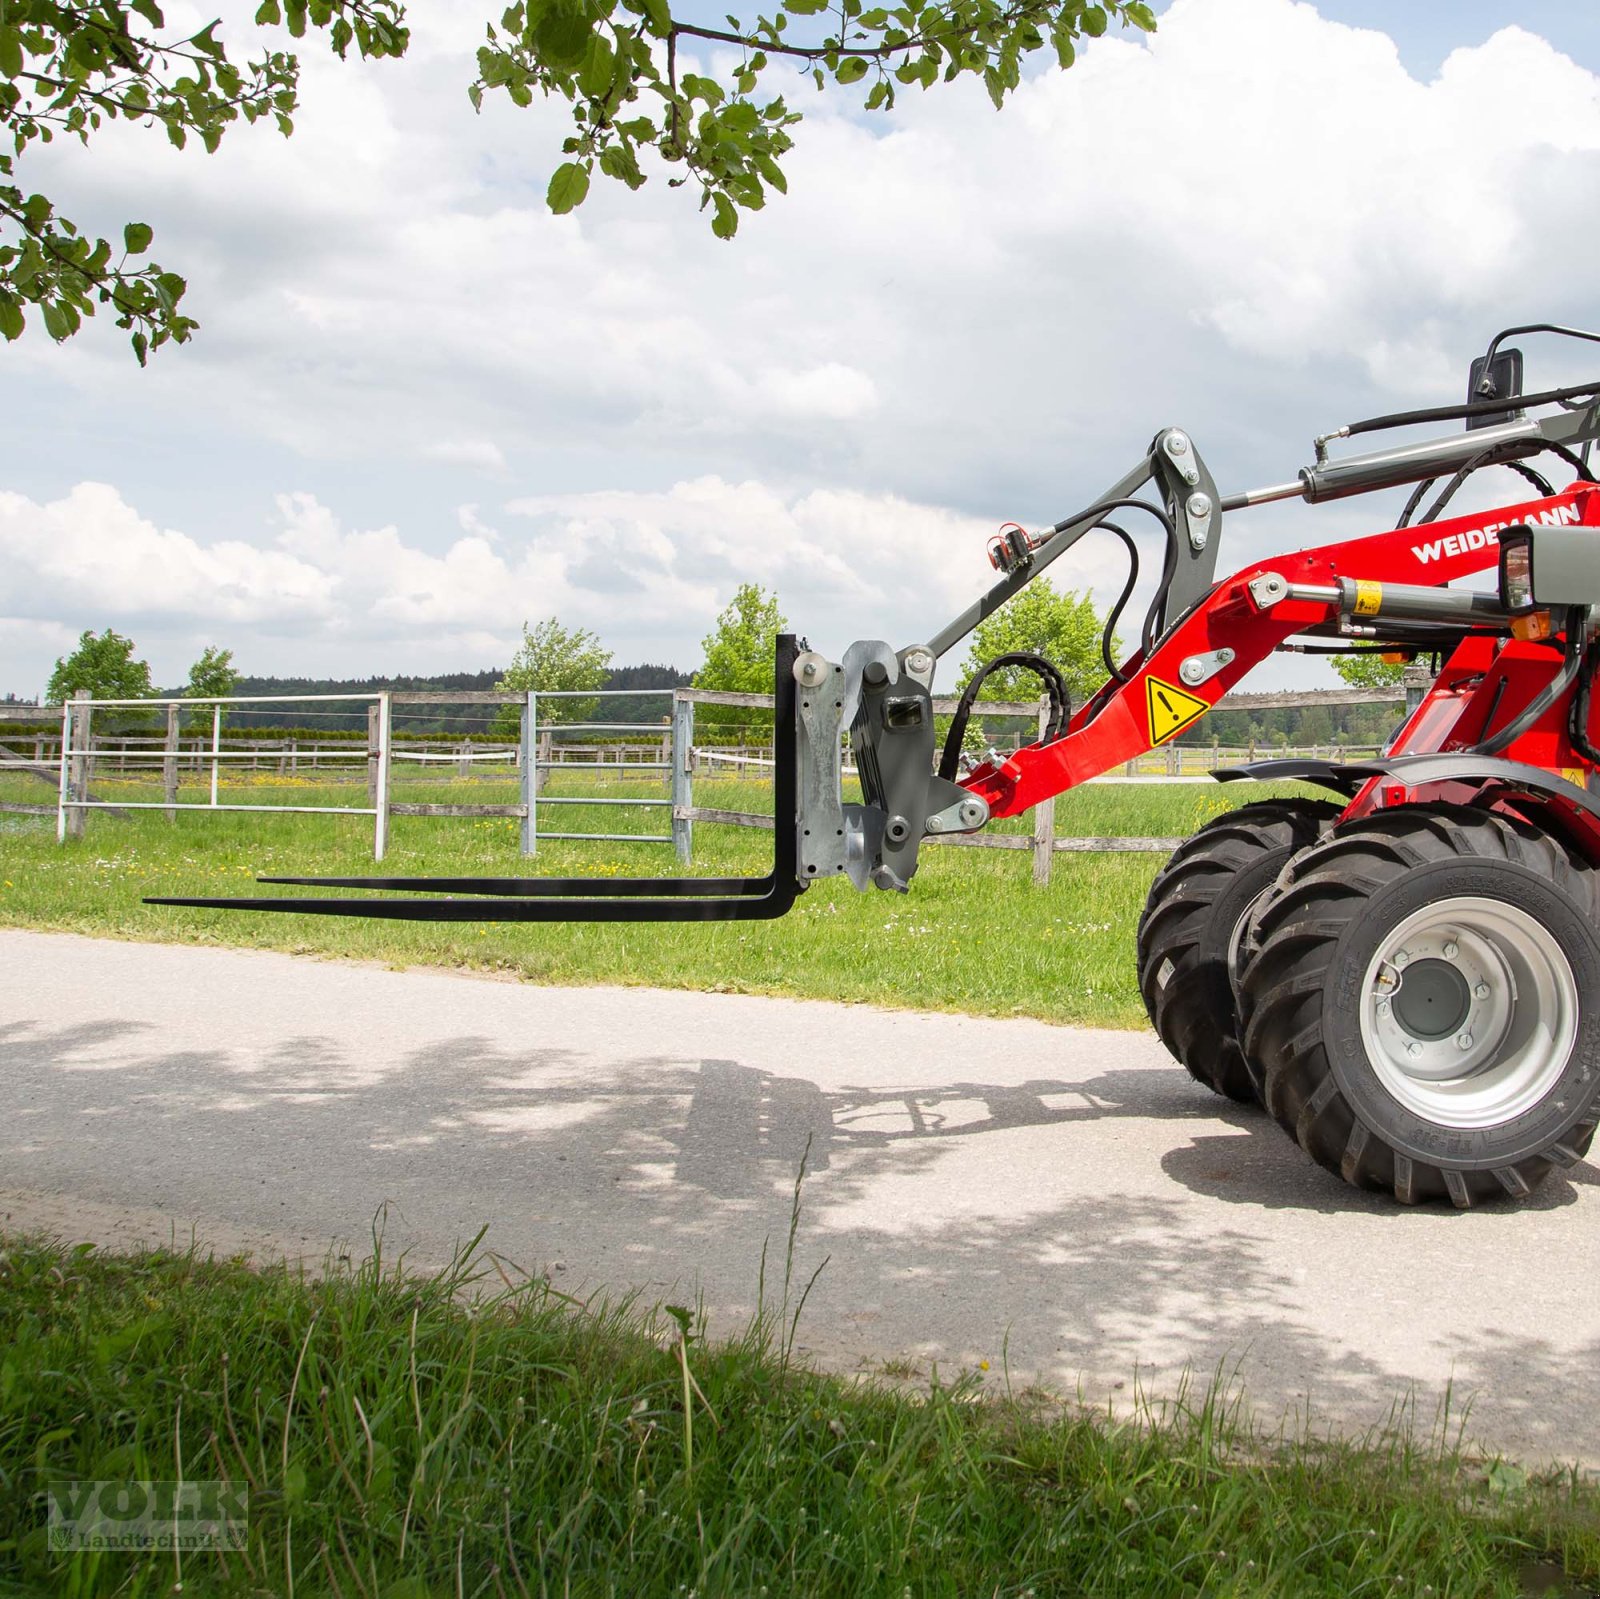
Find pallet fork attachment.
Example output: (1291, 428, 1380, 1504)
(146, 637, 808, 923)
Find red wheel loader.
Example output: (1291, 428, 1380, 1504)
(154, 324, 1600, 1208)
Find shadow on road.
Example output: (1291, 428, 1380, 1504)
(3, 1012, 1596, 1461)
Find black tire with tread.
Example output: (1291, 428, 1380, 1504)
(1138, 798, 1339, 1103)
(1239, 802, 1600, 1208)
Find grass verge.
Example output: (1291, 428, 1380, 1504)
(0, 775, 1323, 1029)
(2, 1223, 1597, 1599)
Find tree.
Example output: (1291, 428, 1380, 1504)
(693, 582, 787, 740)
(6, 1, 1152, 359)
(185, 643, 239, 730)
(958, 576, 1108, 712)
(1331, 652, 1408, 690)
(493, 617, 613, 736)
(1, 0, 407, 360)
(45, 627, 154, 703)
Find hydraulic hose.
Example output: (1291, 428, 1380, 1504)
(1475, 607, 1587, 757)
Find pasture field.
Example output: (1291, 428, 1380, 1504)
(0, 766, 1322, 1028)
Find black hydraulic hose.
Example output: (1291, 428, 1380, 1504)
(1475, 608, 1587, 757)
(1568, 629, 1600, 766)
(1416, 444, 1553, 526)
(1397, 477, 1436, 529)
(1504, 460, 1557, 497)
(1093, 520, 1140, 684)
(1401, 442, 1583, 531)
(1540, 439, 1599, 483)
(1342, 379, 1600, 440)
(1046, 496, 1178, 656)
(938, 652, 1070, 782)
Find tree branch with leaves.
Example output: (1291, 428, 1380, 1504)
(3, 0, 1151, 358)
(0, 0, 407, 360)
(475, 0, 1154, 236)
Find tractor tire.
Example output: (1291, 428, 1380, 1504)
(1240, 803, 1600, 1207)
(1138, 798, 1340, 1104)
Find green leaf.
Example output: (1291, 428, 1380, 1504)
(1082, 5, 1107, 37)
(835, 55, 868, 84)
(577, 33, 614, 96)
(710, 191, 738, 239)
(123, 222, 154, 255)
(598, 143, 645, 190)
(255, 0, 283, 20)
(751, 150, 787, 193)
(640, 0, 671, 36)
(546, 160, 591, 214)
(0, 299, 23, 342)
(0, 31, 22, 80)
(534, 10, 593, 70)
(40, 299, 71, 341)
(283, 1460, 307, 1508)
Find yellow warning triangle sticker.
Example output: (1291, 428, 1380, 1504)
(1145, 675, 1210, 745)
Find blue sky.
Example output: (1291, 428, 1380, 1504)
(1309, 2, 1598, 75)
(3, 0, 1599, 694)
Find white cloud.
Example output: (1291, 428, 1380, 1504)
(4, 0, 1599, 688)
(423, 440, 508, 472)
(0, 484, 335, 623)
(3, 477, 1103, 684)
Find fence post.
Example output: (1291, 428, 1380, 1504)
(1032, 695, 1054, 887)
(365, 702, 380, 813)
(210, 703, 222, 809)
(56, 698, 72, 842)
(66, 689, 90, 839)
(163, 702, 179, 820)
(521, 691, 537, 856)
(536, 725, 552, 796)
(373, 692, 391, 861)
(672, 690, 694, 865)
(457, 739, 471, 779)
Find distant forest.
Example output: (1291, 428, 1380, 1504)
(221, 664, 692, 735)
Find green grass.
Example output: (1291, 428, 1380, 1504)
(2, 1226, 1596, 1598)
(0, 769, 1324, 1028)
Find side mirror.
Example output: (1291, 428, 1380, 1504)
(1468, 347, 1524, 431)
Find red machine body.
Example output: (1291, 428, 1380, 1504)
(961, 484, 1600, 864)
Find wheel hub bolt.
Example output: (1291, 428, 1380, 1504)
(1442, 941, 1459, 960)
(1377, 1000, 1390, 1016)
(1474, 982, 1490, 999)
(1407, 1042, 1422, 1058)
(1394, 950, 1410, 967)
(1457, 1033, 1474, 1050)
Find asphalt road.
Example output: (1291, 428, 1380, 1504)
(4, 928, 1598, 1466)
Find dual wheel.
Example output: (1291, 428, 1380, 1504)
(1138, 799, 1600, 1206)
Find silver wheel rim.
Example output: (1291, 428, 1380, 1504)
(1358, 895, 1579, 1130)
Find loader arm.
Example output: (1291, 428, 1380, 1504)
(960, 483, 1599, 821)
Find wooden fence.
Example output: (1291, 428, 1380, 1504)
(2, 679, 1414, 880)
